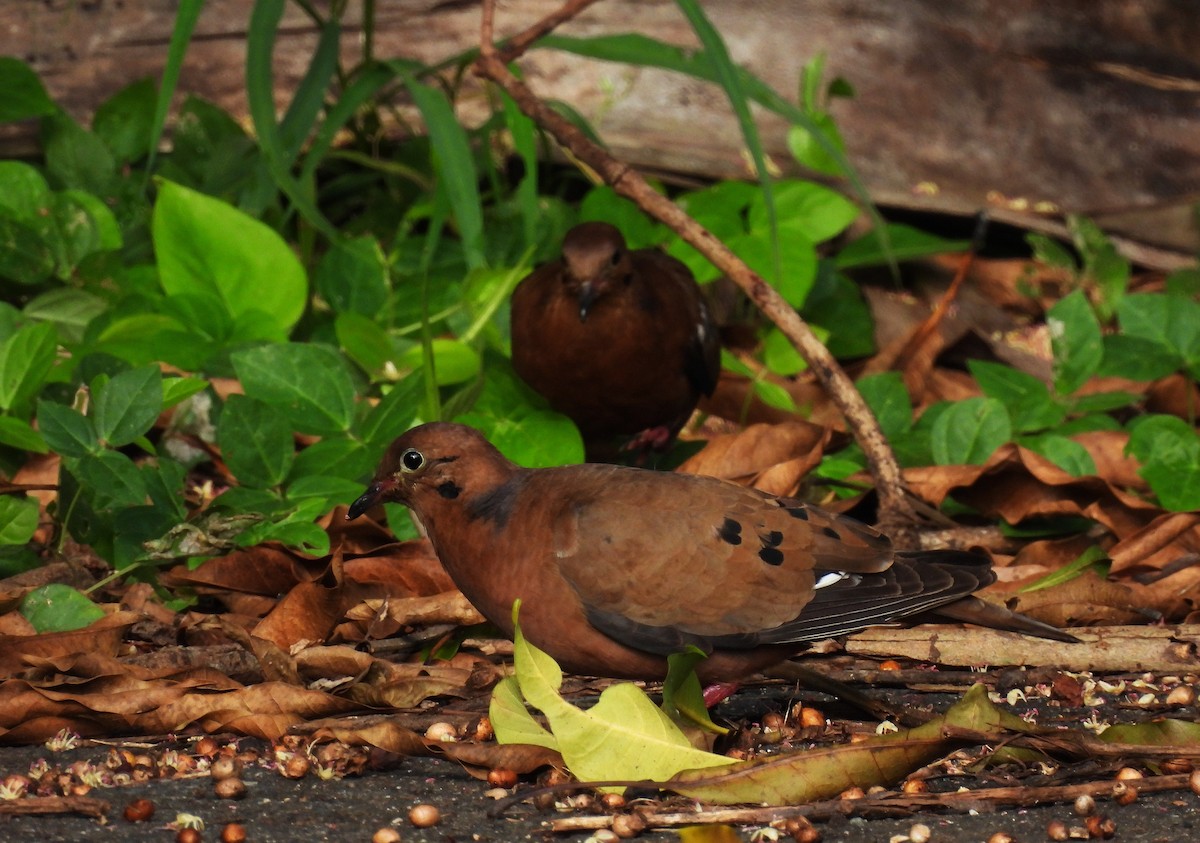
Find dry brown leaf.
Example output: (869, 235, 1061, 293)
(0, 612, 36, 636)
(950, 255, 1043, 315)
(1109, 511, 1200, 576)
(699, 371, 842, 429)
(431, 740, 563, 779)
(1147, 373, 1200, 419)
(310, 720, 434, 757)
(162, 545, 302, 597)
(149, 682, 360, 740)
(253, 580, 350, 651)
(294, 645, 482, 709)
(991, 571, 1144, 627)
(1075, 430, 1145, 489)
(11, 451, 60, 521)
(994, 534, 1097, 581)
(343, 539, 454, 595)
(908, 444, 1158, 536)
(678, 421, 828, 484)
(343, 590, 484, 630)
(0, 611, 138, 678)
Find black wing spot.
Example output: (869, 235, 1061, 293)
(786, 507, 809, 521)
(759, 547, 784, 566)
(717, 517, 743, 545)
(760, 530, 783, 548)
(821, 526, 841, 540)
(437, 481, 461, 500)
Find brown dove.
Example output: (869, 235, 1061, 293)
(347, 423, 1076, 683)
(510, 221, 720, 458)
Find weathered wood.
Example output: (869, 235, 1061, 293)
(845, 623, 1200, 674)
(5, 1, 1197, 254)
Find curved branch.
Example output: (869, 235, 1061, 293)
(475, 1, 917, 531)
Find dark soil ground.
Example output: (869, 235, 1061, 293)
(2, 676, 1198, 842)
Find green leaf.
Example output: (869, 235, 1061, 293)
(20, 584, 106, 633)
(395, 338, 481, 387)
(1026, 232, 1077, 272)
(0, 57, 56, 121)
(22, 287, 108, 343)
(930, 397, 1012, 466)
(495, 92, 542, 252)
(0, 215, 55, 284)
(1166, 268, 1200, 297)
(1070, 215, 1129, 318)
(404, 80, 486, 270)
(1116, 292, 1200, 375)
(74, 451, 149, 508)
(289, 438, 373, 484)
(0, 416, 47, 452)
(46, 191, 113, 277)
(145, 0, 203, 177)
(856, 372, 912, 440)
(676, 0, 780, 287)
(751, 378, 799, 413)
(285, 474, 367, 511)
(456, 361, 584, 468)
(728, 226, 817, 307)
(493, 602, 732, 791)
(761, 326, 807, 376)
(93, 78, 157, 163)
(244, 0, 336, 239)
(0, 321, 58, 411)
(490, 676, 559, 751)
(357, 377, 423, 456)
(837, 223, 968, 270)
(336, 312, 394, 377)
(232, 343, 356, 436)
(153, 179, 308, 339)
(1020, 545, 1109, 593)
(662, 648, 727, 734)
(579, 187, 664, 249)
(36, 400, 98, 458)
(0, 496, 38, 545)
(90, 312, 205, 370)
(0, 161, 52, 218)
(42, 112, 117, 197)
(162, 376, 209, 409)
(1048, 290, 1102, 396)
(1099, 335, 1179, 382)
(315, 236, 389, 317)
(748, 180, 857, 244)
(786, 112, 845, 176)
(802, 266, 875, 358)
(1020, 434, 1097, 477)
(92, 366, 163, 448)
(1068, 391, 1138, 415)
(967, 360, 1064, 433)
(235, 499, 330, 554)
(1127, 415, 1200, 512)
(218, 394, 294, 488)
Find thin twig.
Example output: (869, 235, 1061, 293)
(493, 0, 605, 63)
(473, 0, 916, 530)
(547, 773, 1195, 832)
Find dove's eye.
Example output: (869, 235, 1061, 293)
(401, 449, 424, 472)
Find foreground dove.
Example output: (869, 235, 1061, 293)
(348, 423, 1077, 683)
(510, 221, 720, 458)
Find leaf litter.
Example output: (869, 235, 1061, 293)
(1, 249, 1199, 833)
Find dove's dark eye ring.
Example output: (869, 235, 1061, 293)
(400, 449, 424, 473)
